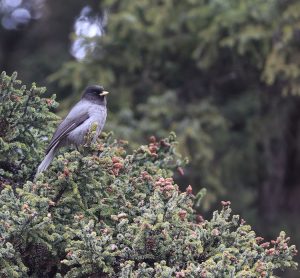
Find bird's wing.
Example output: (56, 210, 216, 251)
(45, 111, 89, 154)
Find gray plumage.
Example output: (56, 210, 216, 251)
(36, 85, 108, 174)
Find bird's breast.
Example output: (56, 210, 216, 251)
(88, 104, 107, 118)
(67, 105, 107, 145)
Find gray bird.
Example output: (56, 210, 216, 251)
(37, 85, 109, 174)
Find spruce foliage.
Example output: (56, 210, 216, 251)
(50, 0, 300, 228)
(0, 72, 298, 277)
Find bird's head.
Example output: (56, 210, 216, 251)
(82, 85, 109, 105)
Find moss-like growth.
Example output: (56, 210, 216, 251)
(0, 72, 298, 277)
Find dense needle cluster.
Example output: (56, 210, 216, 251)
(0, 72, 298, 277)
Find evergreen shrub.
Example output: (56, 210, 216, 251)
(0, 72, 297, 277)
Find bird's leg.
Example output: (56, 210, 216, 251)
(92, 136, 98, 144)
(92, 125, 101, 144)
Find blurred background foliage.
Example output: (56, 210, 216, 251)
(1, 0, 300, 275)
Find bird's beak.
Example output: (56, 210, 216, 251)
(100, 91, 109, 96)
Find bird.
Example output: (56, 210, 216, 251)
(36, 85, 109, 174)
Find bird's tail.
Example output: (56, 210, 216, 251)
(36, 147, 56, 175)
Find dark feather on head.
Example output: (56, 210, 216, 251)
(82, 85, 108, 105)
